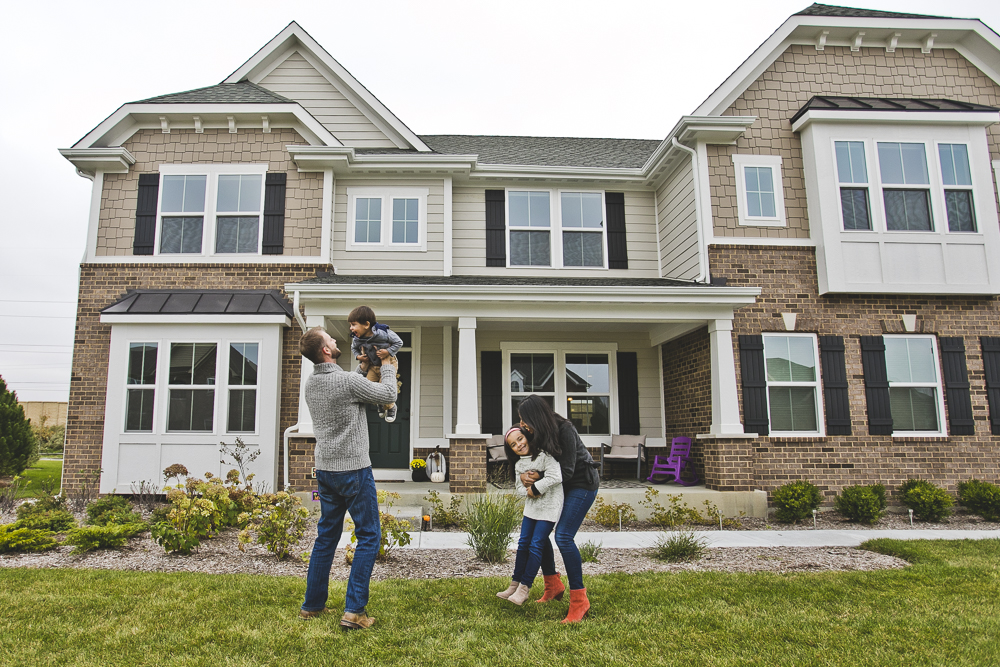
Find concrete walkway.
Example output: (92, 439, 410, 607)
(340, 528, 1000, 550)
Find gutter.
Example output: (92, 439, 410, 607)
(292, 291, 308, 332)
(671, 138, 710, 283)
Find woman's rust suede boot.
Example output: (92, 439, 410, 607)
(535, 573, 565, 603)
(561, 588, 590, 623)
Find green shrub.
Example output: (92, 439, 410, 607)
(957, 479, 1000, 522)
(640, 488, 700, 528)
(64, 523, 145, 554)
(149, 506, 172, 525)
(899, 479, 953, 522)
(464, 493, 523, 563)
(649, 530, 707, 562)
(150, 522, 200, 555)
(834, 484, 887, 524)
(772, 480, 823, 523)
(15, 509, 76, 533)
(579, 540, 603, 563)
(588, 497, 637, 528)
(0, 376, 37, 476)
(17, 493, 67, 515)
(86, 496, 143, 527)
(424, 489, 465, 529)
(0, 524, 58, 553)
(238, 491, 310, 560)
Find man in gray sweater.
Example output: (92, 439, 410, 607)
(298, 326, 397, 631)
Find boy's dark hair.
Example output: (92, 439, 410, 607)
(300, 326, 328, 364)
(348, 305, 376, 327)
(516, 395, 564, 458)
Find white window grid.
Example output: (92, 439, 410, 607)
(155, 164, 268, 257)
(124, 342, 158, 433)
(884, 334, 948, 437)
(732, 154, 787, 227)
(762, 333, 825, 437)
(227, 342, 260, 434)
(503, 189, 608, 269)
(935, 141, 977, 233)
(834, 139, 874, 232)
(345, 187, 429, 252)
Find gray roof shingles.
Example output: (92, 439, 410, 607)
(102, 290, 295, 317)
(132, 82, 294, 105)
(791, 96, 998, 122)
(795, 4, 947, 19)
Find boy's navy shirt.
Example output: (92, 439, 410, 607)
(350, 323, 404, 365)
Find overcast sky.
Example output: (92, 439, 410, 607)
(1, 0, 998, 403)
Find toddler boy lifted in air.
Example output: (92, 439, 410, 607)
(349, 305, 403, 422)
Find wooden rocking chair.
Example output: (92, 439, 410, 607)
(646, 437, 699, 486)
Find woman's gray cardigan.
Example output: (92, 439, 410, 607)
(514, 452, 564, 523)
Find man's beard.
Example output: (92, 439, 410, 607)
(329, 348, 341, 360)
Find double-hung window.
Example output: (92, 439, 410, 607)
(157, 165, 267, 256)
(346, 187, 428, 251)
(227, 343, 258, 433)
(938, 143, 977, 232)
(506, 190, 608, 268)
(884, 335, 946, 434)
(125, 343, 157, 432)
(877, 142, 933, 231)
(763, 334, 823, 435)
(835, 141, 872, 230)
(732, 155, 787, 227)
(167, 343, 217, 432)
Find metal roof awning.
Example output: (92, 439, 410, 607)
(100, 290, 295, 325)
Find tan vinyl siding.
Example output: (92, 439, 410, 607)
(657, 163, 700, 280)
(419, 327, 444, 439)
(452, 185, 660, 277)
(474, 330, 661, 438)
(258, 51, 397, 148)
(97, 128, 321, 257)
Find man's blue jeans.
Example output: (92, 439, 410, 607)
(302, 467, 380, 615)
(540, 487, 598, 590)
(511, 516, 555, 586)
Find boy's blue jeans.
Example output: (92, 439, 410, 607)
(540, 487, 598, 590)
(302, 467, 380, 615)
(511, 516, 555, 586)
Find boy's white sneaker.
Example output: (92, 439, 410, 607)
(385, 406, 397, 423)
(378, 408, 386, 418)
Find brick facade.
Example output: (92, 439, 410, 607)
(97, 129, 323, 257)
(708, 46, 1000, 239)
(62, 263, 327, 494)
(447, 438, 489, 493)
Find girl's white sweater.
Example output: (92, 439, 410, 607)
(514, 451, 564, 523)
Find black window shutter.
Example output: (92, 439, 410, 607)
(738, 335, 769, 436)
(616, 352, 640, 435)
(480, 351, 503, 435)
(133, 174, 159, 256)
(819, 336, 851, 435)
(940, 337, 974, 435)
(860, 336, 893, 435)
(485, 190, 506, 267)
(981, 337, 1000, 435)
(262, 172, 287, 255)
(606, 192, 628, 269)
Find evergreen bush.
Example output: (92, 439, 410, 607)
(0, 376, 36, 477)
(86, 496, 143, 527)
(957, 479, 1000, 522)
(64, 523, 145, 554)
(15, 508, 76, 533)
(834, 484, 887, 524)
(772, 480, 823, 523)
(899, 479, 953, 522)
(0, 524, 58, 553)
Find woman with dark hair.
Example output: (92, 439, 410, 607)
(515, 394, 600, 623)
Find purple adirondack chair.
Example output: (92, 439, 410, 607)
(646, 437, 699, 486)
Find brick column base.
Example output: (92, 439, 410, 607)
(448, 437, 490, 493)
(700, 437, 755, 491)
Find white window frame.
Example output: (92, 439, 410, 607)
(165, 341, 220, 434)
(225, 342, 261, 435)
(884, 334, 948, 438)
(833, 138, 876, 233)
(872, 140, 936, 232)
(732, 154, 787, 227)
(124, 342, 158, 433)
(500, 342, 618, 447)
(761, 333, 824, 437)
(504, 188, 609, 269)
(155, 164, 268, 258)
(935, 141, 977, 233)
(345, 187, 429, 252)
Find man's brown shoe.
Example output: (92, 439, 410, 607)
(340, 610, 376, 631)
(299, 607, 329, 619)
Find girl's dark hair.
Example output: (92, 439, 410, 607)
(516, 395, 564, 458)
(502, 425, 533, 482)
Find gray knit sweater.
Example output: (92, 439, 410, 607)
(514, 452, 564, 523)
(305, 361, 397, 472)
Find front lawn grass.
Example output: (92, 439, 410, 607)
(1, 539, 998, 666)
(16, 458, 61, 497)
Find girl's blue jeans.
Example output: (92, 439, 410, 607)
(541, 486, 598, 590)
(510, 516, 555, 586)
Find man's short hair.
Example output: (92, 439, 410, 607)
(348, 305, 376, 327)
(300, 326, 328, 364)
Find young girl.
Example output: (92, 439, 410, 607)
(496, 425, 563, 606)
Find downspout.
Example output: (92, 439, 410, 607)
(284, 291, 308, 490)
(283, 424, 300, 491)
(671, 137, 710, 283)
(292, 291, 307, 333)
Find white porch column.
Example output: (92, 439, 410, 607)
(297, 314, 326, 429)
(708, 319, 745, 436)
(453, 317, 481, 435)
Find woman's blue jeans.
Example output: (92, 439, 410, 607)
(541, 487, 598, 590)
(510, 516, 555, 586)
(302, 467, 380, 615)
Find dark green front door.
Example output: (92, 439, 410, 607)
(367, 351, 411, 469)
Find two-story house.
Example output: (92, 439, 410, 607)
(60, 4, 1000, 501)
